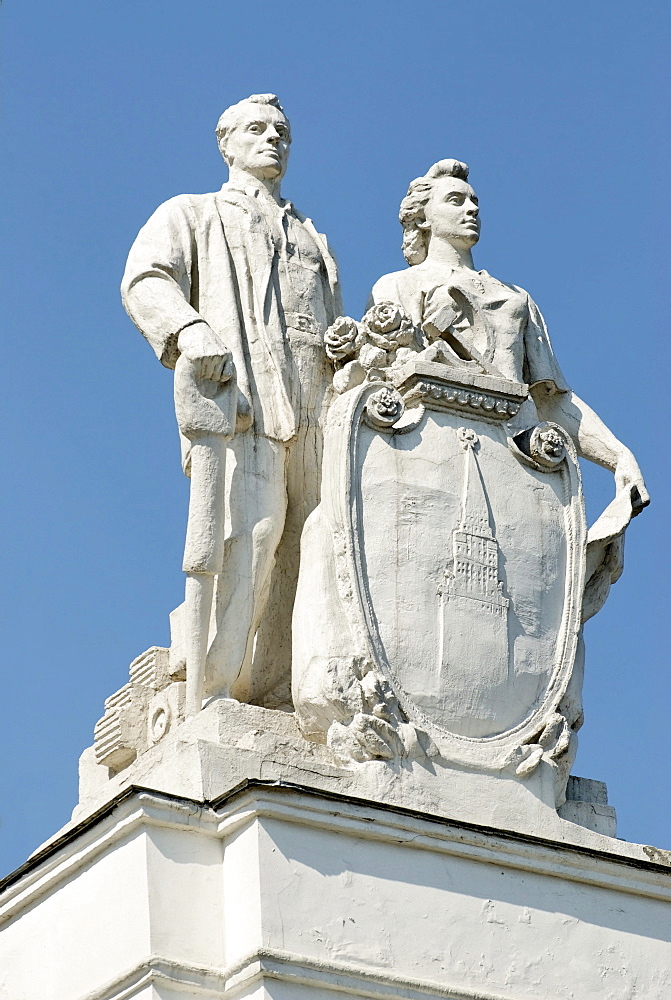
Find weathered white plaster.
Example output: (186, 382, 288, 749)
(111, 132, 653, 839)
(1, 785, 670, 1000)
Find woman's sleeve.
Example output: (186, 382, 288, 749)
(522, 291, 571, 394)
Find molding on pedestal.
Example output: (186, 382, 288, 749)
(213, 784, 671, 901)
(224, 947, 516, 1000)
(2, 781, 670, 928)
(76, 948, 519, 1000)
(78, 955, 225, 1000)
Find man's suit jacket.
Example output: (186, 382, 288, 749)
(121, 183, 342, 442)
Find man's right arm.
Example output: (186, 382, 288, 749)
(121, 197, 231, 382)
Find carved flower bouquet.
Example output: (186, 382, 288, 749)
(324, 302, 421, 394)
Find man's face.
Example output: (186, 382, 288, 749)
(223, 104, 291, 181)
(424, 177, 480, 249)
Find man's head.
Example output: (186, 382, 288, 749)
(215, 94, 291, 182)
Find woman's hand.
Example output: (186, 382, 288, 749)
(615, 452, 650, 515)
(422, 285, 461, 340)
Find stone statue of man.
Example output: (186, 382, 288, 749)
(121, 94, 341, 714)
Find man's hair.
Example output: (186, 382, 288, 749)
(399, 159, 470, 265)
(215, 94, 289, 163)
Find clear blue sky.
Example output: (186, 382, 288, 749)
(1, 1, 668, 875)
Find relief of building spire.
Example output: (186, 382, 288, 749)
(443, 427, 509, 616)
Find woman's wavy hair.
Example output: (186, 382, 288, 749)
(399, 159, 470, 265)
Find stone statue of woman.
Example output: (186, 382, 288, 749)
(371, 158, 648, 620)
(291, 158, 650, 767)
(372, 158, 648, 515)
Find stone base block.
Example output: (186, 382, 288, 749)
(1, 781, 670, 1000)
(558, 776, 617, 838)
(70, 698, 622, 853)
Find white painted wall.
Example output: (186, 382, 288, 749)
(0, 827, 151, 999)
(1, 786, 669, 1000)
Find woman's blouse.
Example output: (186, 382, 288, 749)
(371, 263, 569, 394)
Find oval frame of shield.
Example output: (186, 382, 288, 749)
(305, 375, 587, 772)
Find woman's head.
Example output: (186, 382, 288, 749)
(400, 160, 480, 265)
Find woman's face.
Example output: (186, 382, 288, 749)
(423, 176, 480, 249)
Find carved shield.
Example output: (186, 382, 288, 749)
(295, 358, 586, 769)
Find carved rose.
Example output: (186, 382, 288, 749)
(365, 387, 405, 429)
(324, 316, 361, 362)
(362, 301, 415, 351)
(372, 388, 402, 419)
(365, 301, 404, 335)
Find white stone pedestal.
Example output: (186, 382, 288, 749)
(1, 772, 670, 999)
